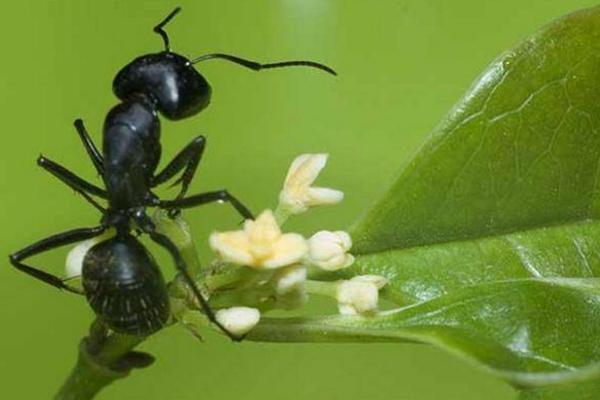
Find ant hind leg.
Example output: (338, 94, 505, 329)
(9, 225, 106, 294)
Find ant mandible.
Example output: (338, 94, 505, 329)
(9, 7, 336, 340)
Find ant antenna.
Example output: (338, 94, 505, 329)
(154, 6, 182, 52)
(188, 53, 337, 76)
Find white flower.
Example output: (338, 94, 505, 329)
(209, 210, 307, 269)
(279, 154, 344, 214)
(215, 307, 260, 336)
(306, 230, 354, 271)
(336, 275, 388, 316)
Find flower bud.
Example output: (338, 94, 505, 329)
(306, 230, 354, 271)
(336, 275, 388, 316)
(279, 154, 344, 214)
(215, 307, 261, 336)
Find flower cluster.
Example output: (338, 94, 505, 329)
(209, 154, 387, 334)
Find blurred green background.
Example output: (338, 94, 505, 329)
(1, 1, 596, 399)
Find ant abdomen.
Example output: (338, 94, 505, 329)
(82, 235, 170, 335)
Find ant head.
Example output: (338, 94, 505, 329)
(113, 51, 211, 121)
(113, 7, 336, 121)
(113, 8, 210, 120)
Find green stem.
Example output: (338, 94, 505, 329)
(54, 345, 124, 400)
(306, 279, 338, 297)
(273, 203, 292, 225)
(246, 316, 415, 343)
(55, 322, 145, 400)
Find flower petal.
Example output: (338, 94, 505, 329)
(317, 254, 355, 271)
(306, 187, 344, 206)
(263, 233, 308, 269)
(209, 231, 254, 266)
(283, 153, 329, 189)
(246, 210, 281, 242)
(334, 231, 352, 251)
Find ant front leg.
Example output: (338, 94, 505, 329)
(38, 156, 107, 212)
(133, 213, 242, 341)
(74, 119, 104, 176)
(151, 135, 206, 202)
(9, 225, 106, 294)
(159, 189, 254, 221)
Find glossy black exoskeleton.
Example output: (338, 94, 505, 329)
(9, 7, 336, 339)
(83, 235, 170, 334)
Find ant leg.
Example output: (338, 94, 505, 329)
(152, 232, 242, 341)
(151, 135, 205, 200)
(74, 119, 104, 176)
(9, 225, 106, 294)
(38, 155, 107, 212)
(134, 214, 241, 341)
(158, 190, 254, 220)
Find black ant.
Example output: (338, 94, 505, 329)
(9, 7, 335, 340)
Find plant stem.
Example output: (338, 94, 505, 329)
(55, 322, 145, 400)
(246, 316, 416, 343)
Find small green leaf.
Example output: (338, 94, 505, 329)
(341, 5, 600, 393)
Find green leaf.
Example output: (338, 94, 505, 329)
(352, 5, 600, 257)
(341, 5, 600, 393)
(252, 278, 600, 388)
(372, 279, 600, 388)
